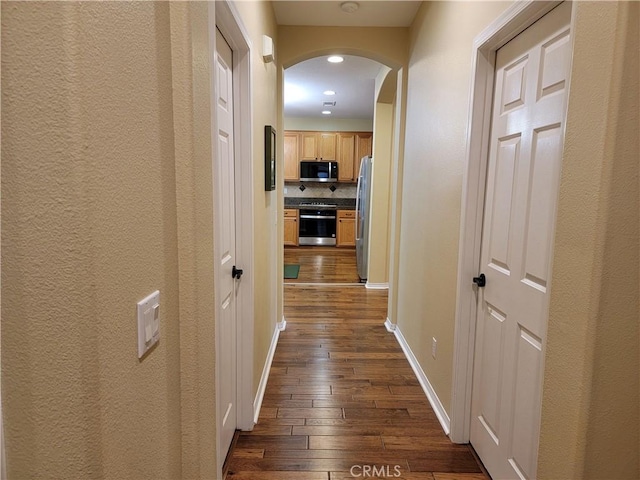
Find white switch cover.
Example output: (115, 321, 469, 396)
(137, 290, 160, 358)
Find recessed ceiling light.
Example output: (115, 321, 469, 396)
(323, 90, 336, 96)
(322, 110, 332, 115)
(341, 2, 359, 14)
(327, 56, 344, 64)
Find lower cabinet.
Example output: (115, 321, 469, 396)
(284, 209, 299, 246)
(336, 210, 356, 247)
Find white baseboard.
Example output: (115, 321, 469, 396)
(253, 316, 286, 423)
(278, 317, 287, 331)
(390, 323, 451, 435)
(384, 317, 396, 332)
(365, 282, 389, 290)
(0, 396, 5, 480)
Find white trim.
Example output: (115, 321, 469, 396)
(451, 0, 564, 445)
(210, 6, 224, 474)
(365, 282, 389, 290)
(1, 396, 5, 480)
(390, 323, 450, 435)
(253, 317, 287, 424)
(213, 1, 255, 475)
(278, 316, 287, 332)
(285, 282, 364, 288)
(383, 317, 396, 333)
(217, 0, 255, 432)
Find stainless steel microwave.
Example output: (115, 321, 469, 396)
(299, 161, 338, 182)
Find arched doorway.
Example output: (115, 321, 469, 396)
(283, 54, 383, 285)
(276, 30, 409, 331)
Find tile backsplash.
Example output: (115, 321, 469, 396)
(284, 182, 356, 199)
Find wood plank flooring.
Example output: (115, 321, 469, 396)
(224, 286, 489, 479)
(284, 247, 360, 284)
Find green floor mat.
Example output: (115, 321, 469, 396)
(284, 264, 300, 279)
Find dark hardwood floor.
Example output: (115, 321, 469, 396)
(224, 285, 489, 479)
(284, 246, 360, 284)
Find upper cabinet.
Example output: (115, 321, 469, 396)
(337, 132, 373, 182)
(300, 132, 337, 161)
(284, 132, 300, 181)
(299, 132, 317, 160)
(319, 133, 337, 160)
(356, 133, 373, 162)
(284, 130, 372, 183)
(337, 133, 356, 182)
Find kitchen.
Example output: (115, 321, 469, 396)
(282, 55, 382, 284)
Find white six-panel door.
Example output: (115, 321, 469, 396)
(215, 27, 238, 459)
(470, 3, 571, 479)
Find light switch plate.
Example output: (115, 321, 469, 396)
(137, 290, 160, 358)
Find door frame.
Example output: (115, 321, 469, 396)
(210, 0, 255, 471)
(450, 0, 572, 444)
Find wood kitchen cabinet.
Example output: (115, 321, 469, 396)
(356, 132, 373, 161)
(300, 132, 337, 161)
(337, 132, 373, 182)
(300, 132, 317, 160)
(284, 132, 299, 181)
(337, 133, 356, 182)
(283, 209, 299, 246)
(284, 130, 372, 183)
(336, 210, 356, 247)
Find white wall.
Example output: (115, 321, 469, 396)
(284, 117, 373, 132)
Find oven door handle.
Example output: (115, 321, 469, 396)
(300, 214, 336, 220)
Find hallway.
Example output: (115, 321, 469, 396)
(284, 247, 360, 284)
(224, 285, 488, 479)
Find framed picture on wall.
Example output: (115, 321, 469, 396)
(265, 125, 276, 191)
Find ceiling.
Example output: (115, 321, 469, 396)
(276, 1, 422, 120)
(285, 55, 384, 119)
(272, 1, 422, 27)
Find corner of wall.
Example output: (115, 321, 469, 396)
(539, 2, 640, 478)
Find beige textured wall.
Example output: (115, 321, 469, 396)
(169, 2, 218, 477)
(232, 1, 280, 395)
(398, 1, 510, 412)
(278, 26, 408, 70)
(539, 2, 640, 478)
(2, 2, 184, 478)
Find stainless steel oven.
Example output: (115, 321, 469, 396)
(298, 203, 337, 246)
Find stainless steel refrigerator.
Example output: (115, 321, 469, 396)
(356, 156, 372, 282)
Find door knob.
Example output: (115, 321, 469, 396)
(472, 273, 486, 287)
(232, 266, 244, 280)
